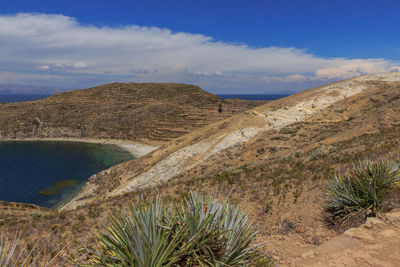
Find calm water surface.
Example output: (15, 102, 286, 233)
(217, 94, 288, 100)
(0, 141, 134, 208)
(0, 94, 51, 103)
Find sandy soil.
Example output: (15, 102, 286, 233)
(293, 210, 400, 266)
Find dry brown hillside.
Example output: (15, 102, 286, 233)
(2, 73, 400, 266)
(63, 72, 400, 209)
(0, 83, 248, 144)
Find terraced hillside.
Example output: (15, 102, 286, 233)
(2, 73, 400, 265)
(0, 201, 49, 225)
(0, 83, 246, 144)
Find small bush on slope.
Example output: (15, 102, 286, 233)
(84, 191, 264, 267)
(324, 159, 400, 225)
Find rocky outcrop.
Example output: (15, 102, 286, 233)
(294, 210, 400, 266)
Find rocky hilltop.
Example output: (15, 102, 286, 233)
(0, 83, 247, 144)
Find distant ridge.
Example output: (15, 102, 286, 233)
(0, 83, 249, 144)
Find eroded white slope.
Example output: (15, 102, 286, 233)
(110, 75, 399, 197)
(61, 72, 400, 210)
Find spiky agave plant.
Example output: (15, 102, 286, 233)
(217, 202, 259, 266)
(86, 198, 184, 267)
(324, 159, 400, 224)
(179, 192, 258, 266)
(177, 192, 223, 265)
(86, 192, 260, 266)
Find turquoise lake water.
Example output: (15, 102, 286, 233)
(0, 141, 134, 208)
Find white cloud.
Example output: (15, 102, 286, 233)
(262, 74, 309, 83)
(35, 65, 51, 70)
(193, 71, 223, 77)
(0, 13, 399, 93)
(35, 62, 87, 71)
(262, 60, 398, 85)
(314, 60, 392, 80)
(390, 66, 400, 72)
(0, 71, 66, 84)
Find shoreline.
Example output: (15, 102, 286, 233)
(0, 137, 158, 158)
(0, 137, 159, 210)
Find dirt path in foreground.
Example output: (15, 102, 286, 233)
(293, 210, 400, 266)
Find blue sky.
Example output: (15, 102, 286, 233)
(0, 0, 400, 93)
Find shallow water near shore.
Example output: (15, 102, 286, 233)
(0, 141, 134, 208)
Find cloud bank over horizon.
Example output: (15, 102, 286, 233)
(0, 13, 399, 93)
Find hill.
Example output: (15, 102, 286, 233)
(61, 72, 400, 264)
(0, 83, 248, 144)
(2, 73, 400, 265)
(63, 73, 400, 209)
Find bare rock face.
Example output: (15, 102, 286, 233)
(363, 217, 384, 229)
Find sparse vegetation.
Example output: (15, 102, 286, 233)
(84, 191, 262, 266)
(2, 77, 400, 264)
(0, 232, 20, 266)
(0, 231, 60, 266)
(309, 145, 337, 160)
(324, 159, 400, 225)
(0, 83, 247, 142)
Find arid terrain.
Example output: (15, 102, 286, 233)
(1, 73, 400, 266)
(0, 83, 252, 145)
